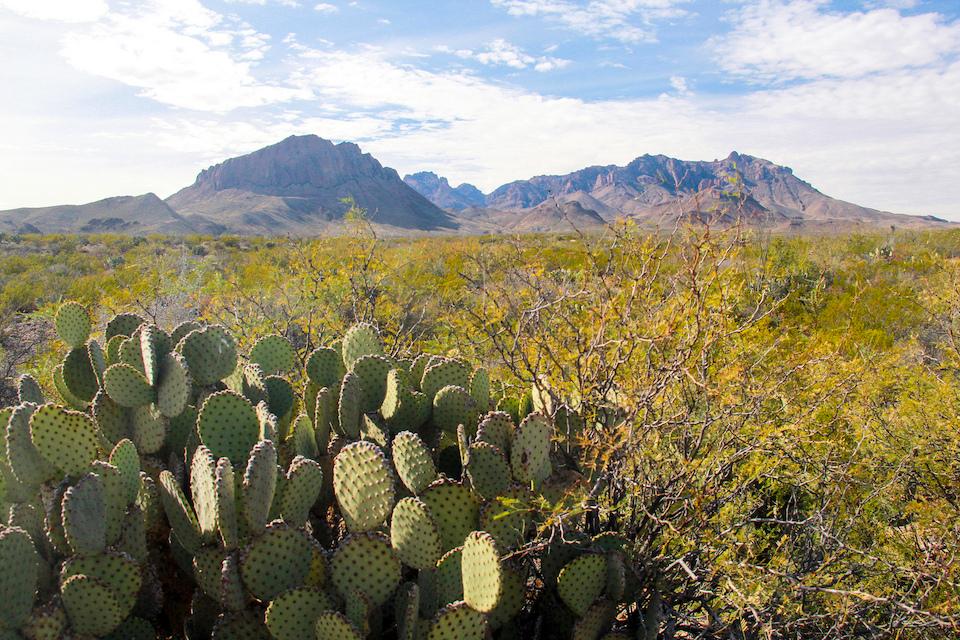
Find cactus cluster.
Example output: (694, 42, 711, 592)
(0, 303, 641, 639)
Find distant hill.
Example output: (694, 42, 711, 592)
(0, 139, 949, 235)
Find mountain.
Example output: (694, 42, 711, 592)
(416, 152, 949, 230)
(402, 172, 486, 211)
(0, 193, 197, 235)
(166, 135, 457, 234)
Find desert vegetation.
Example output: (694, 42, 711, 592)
(1, 222, 959, 639)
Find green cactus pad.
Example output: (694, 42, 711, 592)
(315, 611, 363, 640)
(605, 553, 626, 601)
(468, 368, 490, 411)
(215, 458, 239, 549)
(571, 599, 616, 640)
(0, 526, 38, 629)
(103, 616, 155, 640)
(341, 323, 384, 370)
(304, 537, 328, 589)
(140, 324, 163, 386)
(291, 414, 319, 459)
(106, 313, 144, 341)
(158, 470, 203, 555)
(421, 359, 471, 402)
(61, 552, 142, 616)
(381, 368, 419, 431)
(16, 374, 43, 405)
(119, 334, 146, 374)
(60, 574, 125, 636)
(333, 441, 394, 532)
(487, 563, 524, 629)
(337, 372, 362, 439)
(167, 403, 198, 454)
(105, 334, 125, 366)
(157, 351, 192, 418)
(392, 431, 438, 495)
(91, 460, 127, 544)
(510, 413, 553, 485)
(191, 445, 219, 541)
(55, 301, 91, 348)
(110, 440, 143, 506)
(391, 497, 444, 570)
(313, 386, 335, 451)
(118, 506, 148, 562)
(211, 611, 271, 640)
(20, 602, 67, 640)
(29, 404, 99, 476)
(475, 412, 514, 456)
(93, 390, 131, 445)
(352, 354, 392, 412)
(395, 582, 420, 640)
(53, 363, 88, 409)
(131, 405, 167, 455)
(435, 546, 464, 607)
(198, 391, 260, 464)
(239, 523, 313, 601)
(420, 481, 480, 553)
(6, 403, 57, 487)
(62, 347, 99, 403)
(461, 531, 502, 613)
(279, 456, 323, 527)
(330, 532, 401, 607)
(264, 587, 333, 640)
(557, 554, 606, 616)
(241, 439, 277, 531)
(432, 385, 479, 436)
(426, 602, 488, 640)
(465, 442, 510, 500)
(220, 553, 248, 612)
(88, 339, 107, 384)
(479, 487, 534, 552)
(177, 325, 237, 386)
(194, 546, 228, 600)
(103, 363, 155, 408)
(345, 590, 372, 637)
(255, 401, 278, 442)
(171, 320, 203, 347)
(305, 346, 345, 388)
(249, 334, 296, 374)
(238, 363, 268, 406)
(408, 354, 432, 389)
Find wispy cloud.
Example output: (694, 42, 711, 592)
(490, 0, 691, 43)
(0, 0, 107, 22)
(313, 3, 338, 14)
(712, 0, 960, 82)
(438, 39, 571, 72)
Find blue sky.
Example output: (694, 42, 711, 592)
(1, 0, 959, 217)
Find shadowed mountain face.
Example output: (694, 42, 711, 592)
(166, 135, 458, 233)
(402, 172, 486, 211)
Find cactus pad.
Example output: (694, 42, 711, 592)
(131, 405, 167, 455)
(571, 599, 616, 640)
(198, 391, 260, 464)
(479, 488, 533, 551)
(392, 431, 438, 495)
(330, 532, 401, 606)
(305, 346, 345, 388)
(0, 526, 38, 629)
(475, 412, 514, 456)
(242, 440, 278, 531)
(61, 552, 142, 616)
(510, 413, 553, 485)
(178, 325, 237, 386)
(342, 323, 384, 370)
(119, 334, 146, 373)
(420, 481, 480, 553)
(158, 470, 203, 554)
(421, 359, 471, 402)
(432, 385, 479, 436)
(191, 445, 219, 541)
(215, 458, 239, 549)
(55, 302, 91, 348)
(157, 351, 191, 418)
(103, 363, 155, 408)
(488, 563, 525, 629)
(53, 363, 87, 409)
(139, 324, 163, 386)
(106, 312, 144, 341)
(557, 554, 606, 616)
(62, 474, 109, 554)
(427, 602, 488, 640)
(436, 546, 464, 607)
(60, 574, 125, 636)
(239, 524, 313, 601)
(109, 439, 141, 504)
(468, 368, 489, 410)
(391, 497, 444, 570)
(29, 403, 99, 476)
(352, 354, 392, 412)
(264, 587, 333, 640)
(315, 611, 363, 640)
(6, 403, 56, 487)
(333, 441, 395, 532)
(278, 456, 323, 527)
(465, 442, 510, 500)
(62, 347, 99, 403)
(170, 320, 202, 347)
(461, 531, 502, 613)
(249, 334, 296, 374)
(16, 374, 43, 405)
(337, 372, 362, 439)
(93, 390, 130, 445)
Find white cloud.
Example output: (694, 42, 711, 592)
(713, 0, 960, 81)
(313, 3, 338, 13)
(439, 39, 570, 72)
(0, 0, 107, 23)
(224, 0, 302, 6)
(669, 75, 690, 95)
(59, 0, 309, 111)
(490, 0, 691, 43)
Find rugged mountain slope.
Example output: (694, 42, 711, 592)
(0, 193, 196, 234)
(403, 172, 485, 211)
(166, 135, 457, 234)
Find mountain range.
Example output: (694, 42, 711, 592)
(0, 135, 948, 235)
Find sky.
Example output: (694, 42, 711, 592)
(0, 0, 959, 218)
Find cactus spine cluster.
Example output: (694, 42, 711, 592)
(0, 303, 639, 639)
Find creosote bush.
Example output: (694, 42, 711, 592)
(0, 301, 636, 640)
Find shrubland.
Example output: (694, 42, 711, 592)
(0, 222, 958, 639)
